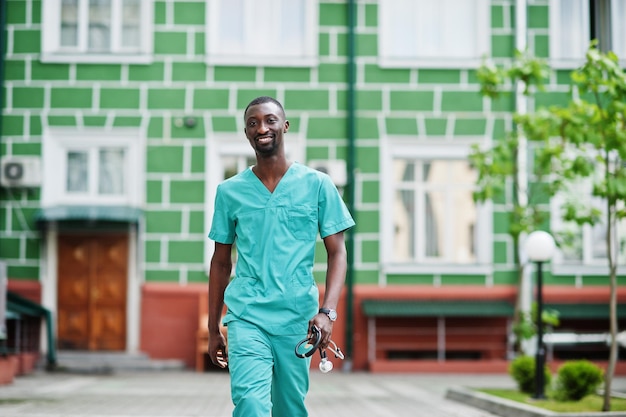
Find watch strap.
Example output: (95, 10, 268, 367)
(319, 307, 337, 321)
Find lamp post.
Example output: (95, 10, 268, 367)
(524, 230, 556, 400)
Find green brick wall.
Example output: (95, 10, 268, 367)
(1, 0, 600, 287)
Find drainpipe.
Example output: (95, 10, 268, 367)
(0, 0, 5, 150)
(0, 0, 6, 310)
(514, 0, 533, 355)
(343, 0, 357, 371)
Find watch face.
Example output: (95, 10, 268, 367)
(328, 310, 337, 321)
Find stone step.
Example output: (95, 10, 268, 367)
(50, 351, 187, 374)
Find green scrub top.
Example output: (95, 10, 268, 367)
(209, 162, 355, 335)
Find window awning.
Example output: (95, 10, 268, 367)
(5, 291, 56, 367)
(361, 300, 624, 319)
(546, 303, 626, 319)
(362, 300, 514, 317)
(35, 205, 142, 224)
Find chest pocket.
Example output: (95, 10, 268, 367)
(288, 207, 317, 241)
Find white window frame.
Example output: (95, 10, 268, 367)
(380, 138, 493, 276)
(378, 0, 491, 69)
(41, 0, 154, 64)
(549, 0, 626, 68)
(42, 128, 145, 208)
(205, 0, 318, 67)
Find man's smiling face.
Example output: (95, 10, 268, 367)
(244, 101, 290, 156)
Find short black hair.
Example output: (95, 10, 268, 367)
(244, 96, 286, 119)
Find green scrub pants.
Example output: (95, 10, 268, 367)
(227, 319, 311, 417)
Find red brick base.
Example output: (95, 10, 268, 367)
(0, 356, 19, 385)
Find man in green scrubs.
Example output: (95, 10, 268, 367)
(208, 96, 355, 417)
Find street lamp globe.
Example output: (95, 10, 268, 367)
(525, 230, 556, 262)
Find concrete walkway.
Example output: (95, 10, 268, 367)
(0, 370, 517, 417)
(3, 370, 626, 417)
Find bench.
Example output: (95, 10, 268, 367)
(371, 317, 509, 361)
(362, 300, 514, 364)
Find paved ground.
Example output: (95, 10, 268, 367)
(3, 369, 626, 417)
(0, 369, 519, 417)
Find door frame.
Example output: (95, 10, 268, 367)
(40, 222, 141, 353)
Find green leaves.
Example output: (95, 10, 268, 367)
(476, 59, 505, 99)
(477, 51, 550, 99)
(508, 49, 551, 95)
(469, 138, 516, 203)
(472, 44, 626, 237)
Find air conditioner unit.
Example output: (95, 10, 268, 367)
(308, 159, 347, 187)
(0, 156, 42, 188)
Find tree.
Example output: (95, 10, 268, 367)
(470, 50, 553, 351)
(472, 44, 626, 411)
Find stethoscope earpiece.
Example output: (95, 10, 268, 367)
(295, 326, 321, 358)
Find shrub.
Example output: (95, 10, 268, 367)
(554, 360, 604, 401)
(509, 355, 552, 395)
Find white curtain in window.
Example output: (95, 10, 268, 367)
(425, 160, 477, 263)
(394, 160, 415, 261)
(216, 0, 245, 55)
(613, 0, 626, 58)
(99, 148, 125, 195)
(67, 151, 89, 193)
(590, 220, 607, 260)
(122, 0, 141, 48)
(385, 1, 418, 59)
(415, 1, 476, 59)
(551, 0, 589, 61)
(88, 0, 111, 51)
(61, 0, 79, 47)
(280, 0, 306, 56)
(381, 0, 487, 62)
(392, 158, 477, 263)
(212, 0, 308, 59)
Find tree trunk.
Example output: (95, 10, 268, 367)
(603, 266, 618, 411)
(513, 237, 523, 353)
(602, 205, 618, 412)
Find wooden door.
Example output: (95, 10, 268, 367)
(57, 234, 128, 350)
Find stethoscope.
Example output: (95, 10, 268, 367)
(295, 325, 345, 373)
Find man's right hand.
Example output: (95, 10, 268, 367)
(208, 332, 228, 368)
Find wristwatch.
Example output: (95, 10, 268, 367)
(319, 308, 337, 322)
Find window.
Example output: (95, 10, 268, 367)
(206, 0, 318, 66)
(42, 0, 153, 64)
(378, 0, 490, 68)
(221, 155, 256, 181)
(66, 148, 126, 196)
(551, 177, 626, 267)
(42, 128, 144, 207)
(381, 141, 492, 273)
(393, 159, 477, 263)
(550, 0, 626, 67)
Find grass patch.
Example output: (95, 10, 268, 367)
(0, 398, 29, 405)
(0, 397, 57, 406)
(478, 389, 626, 413)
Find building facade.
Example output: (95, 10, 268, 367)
(1, 0, 625, 372)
